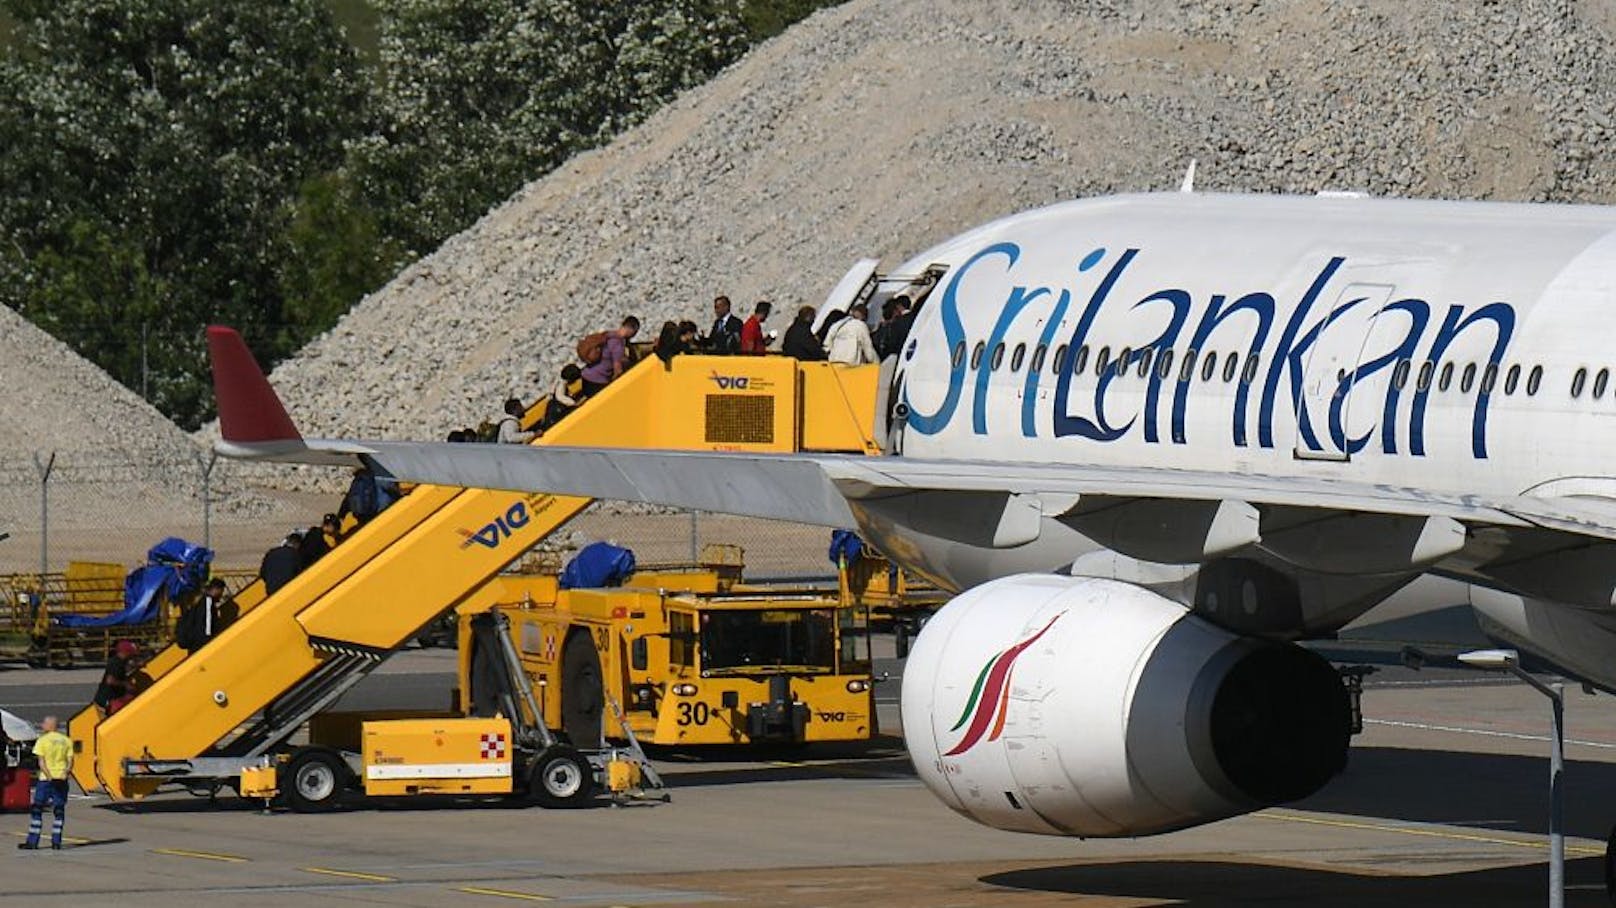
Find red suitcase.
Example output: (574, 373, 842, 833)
(2, 767, 33, 811)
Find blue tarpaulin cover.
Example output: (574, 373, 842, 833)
(54, 537, 213, 628)
(559, 542, 636, 590)
(828, 529, 863, 566)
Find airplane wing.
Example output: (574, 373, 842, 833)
(207, 325, 1616, 581)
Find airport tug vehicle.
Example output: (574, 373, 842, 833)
(456, 557, 878, 749)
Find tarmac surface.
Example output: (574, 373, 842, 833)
(1, 651, 1615, 906)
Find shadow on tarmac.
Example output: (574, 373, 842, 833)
(92, 741, 1616, 844)
(1308, 746, 1616, 841)
(982, 858, 1610, 907)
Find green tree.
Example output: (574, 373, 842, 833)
(738, 0, 845, 42)
(280, 169, 409, 354)
(356, 0, 751, 256)
(0, 0, 372, 427)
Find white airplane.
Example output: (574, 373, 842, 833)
(210, 190, 1616, 840)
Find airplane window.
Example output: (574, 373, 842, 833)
(1051, 345, 1066, 374)
(1392, 359, 1411, 390)
(1417, 361, 1434, 391)
(970, 342, 985, 370)
(1481, 363, 1498, 394)
(1009, 343, 1025, 372)
(1136, 348, 1153, 378)
(1201, 351, 1218, 382)
(1029, 344, 1045, 373)
(1596, 368, 1610, 400)
(1222, 352, 1239, 383)
(1180, 349, 1198, 382)
(1504, 364, 1521, 395)
(1095, 346, 1111, 376)
(1572, 367, 1587, 399)
(1115, 347, 1133, 377)
(951, 341, 966, 370)
(1438, 362, 1454, 392)
(1527, 365, 1543, 396)
(1072, 345, 1090, 375)
(1460, 363, 1476, 394)
(990, 343, 1005, 371)
(1241, 353, 1261, 384)
(1156, 349, 1175, 380)
(905, 338, 918, 361)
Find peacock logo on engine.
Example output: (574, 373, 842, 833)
(943, 613, 1062, 756)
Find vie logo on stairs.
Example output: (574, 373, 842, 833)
(458, 501, 533, 550)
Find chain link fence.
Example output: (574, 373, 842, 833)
(0, 452, 836, 581)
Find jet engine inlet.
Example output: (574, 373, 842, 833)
(901, 574, 1350, 837)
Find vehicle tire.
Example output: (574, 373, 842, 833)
(283, 747, 349, 813)
(528, 745, 594, 809)
(561, 632, 604, 748)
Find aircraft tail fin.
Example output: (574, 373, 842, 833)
(206, 326, 368, 465)
(207, 325, 301, 444)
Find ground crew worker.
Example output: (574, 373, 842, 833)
(18, 716, 71, 850)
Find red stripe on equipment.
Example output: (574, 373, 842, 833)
(206, 326, 302, 443)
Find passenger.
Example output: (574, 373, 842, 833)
(704, 296, 742, 355)
(497, 397, 538, 444)
(884, 295, 918, 360)
(653, 320, 682, 365)
(782, 306, 826, 361)
(580, 316, 640, 395)
(540, 364, 586, 431)
(177, 578, 229, 651)
(299, 523, 330, 564)
(678, 320, 700, 352)
(19, 716, 71, 850)
(337, 465, 397, 527)
(825, 302, 878, 366)
(873, 296, 910, 360)
(259, 531, 304, 595)
(92, 639, 147, 715)
(739, 301, 773, 355)
(447, 429, 469, 442)
(320, 513, 343, 548)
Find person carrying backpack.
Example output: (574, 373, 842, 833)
(541, 364, 586, 430)
(497, 397, 537, 444)
(580, 316, 640, 394)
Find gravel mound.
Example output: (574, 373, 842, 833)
(253, 0, 1616, 457)
(0, 303, 273, 534)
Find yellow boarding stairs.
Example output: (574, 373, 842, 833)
(70, 354, 878, 803)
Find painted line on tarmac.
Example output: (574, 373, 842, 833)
(1260, 811, 1606, 856)
(1365, 718, 1616, 749)
(365, 859, 553, 871)
(456, 885, 555, 901)
(151, 846, 249, 863)
(301, 866, 397, 882)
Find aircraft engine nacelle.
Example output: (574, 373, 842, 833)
(902, 574, 1351, 837)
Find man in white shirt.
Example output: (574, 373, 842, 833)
(825, 302, 877, 365)
(497, 398, 537, 444)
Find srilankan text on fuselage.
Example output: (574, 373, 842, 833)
(902, 241, 1517, 460)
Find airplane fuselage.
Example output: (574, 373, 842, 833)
(871, 193, 1616, 606)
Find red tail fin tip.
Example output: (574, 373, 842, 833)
(206, 325, 302, 443)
